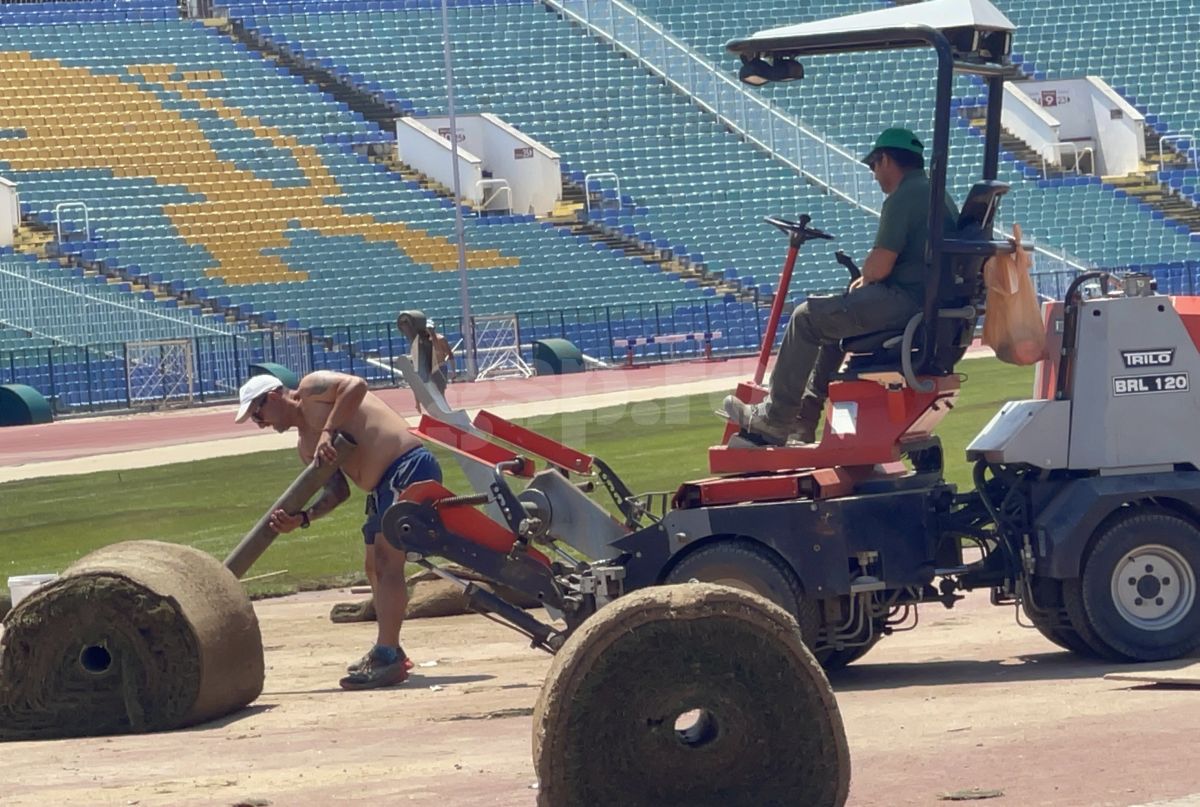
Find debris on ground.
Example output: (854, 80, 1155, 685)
(939, 787, 1005, 800)
(438, 707, 535, 722)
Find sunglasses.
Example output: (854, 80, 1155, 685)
(249, 393, 270, 424)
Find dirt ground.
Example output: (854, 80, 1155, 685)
(3, 349, 1195, 806)
(3, 587, 1199, 807)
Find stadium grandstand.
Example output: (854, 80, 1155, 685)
(0, 0, 1197, 416)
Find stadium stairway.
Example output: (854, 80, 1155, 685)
(10, 221, 55, 260)
(225, 15, 397, 127)
(366, 149, 756, 302)
(962, 102, 1200, 235)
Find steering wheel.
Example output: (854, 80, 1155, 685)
(764, 214, 835, 241)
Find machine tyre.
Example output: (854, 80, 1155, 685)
(814, 594, 881, 671)
(663, 539, 821, 649)
(1075, 511, 1200, 662)
(1032, 621, 1096, 657)
(818, 637, 880, 671)
(532, 583, 850, 807)
(1062, 578, 1126, 662)
(1025, 577, 1103, 658)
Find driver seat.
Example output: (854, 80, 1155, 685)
(837, 180, 1010, 377)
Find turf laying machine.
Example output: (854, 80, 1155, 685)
(384, 0, 1200, 669)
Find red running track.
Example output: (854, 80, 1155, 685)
(0, 358, 759, 467)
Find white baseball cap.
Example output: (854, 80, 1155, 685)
(427, 318, 436, 329)
(234, 375, 284, 423)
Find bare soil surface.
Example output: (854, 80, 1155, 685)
(3, 586, 1199, 806)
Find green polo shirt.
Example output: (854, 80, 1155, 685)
(874, 169, 960, 303)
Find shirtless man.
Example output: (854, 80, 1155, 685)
(234, 371, 442, 690)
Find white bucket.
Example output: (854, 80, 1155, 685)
(7, 574, 59, 607)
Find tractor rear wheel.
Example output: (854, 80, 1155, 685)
(663, 539, 821, 649)
(818, 638, 880, 671)
(1068, 511, 1200, 662)
(814, 594, 881, 672)
(1025, 576, 1103, 657)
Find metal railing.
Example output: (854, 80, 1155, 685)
(474, 178, 512, 212)
(0, 260, 236, 347)
(54, 201, 90, 243)
(10, 255, 1187, 417)
(0, 327, 315, 412)
(1158, 132, 1198, 172)
(583, 170, 622, 218)
(546, 0, 885, 215)
(0, 297, 769, 414)
(1041, 141, 1093, 176)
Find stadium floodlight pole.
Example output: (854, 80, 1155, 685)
(440, 0, 478, 380)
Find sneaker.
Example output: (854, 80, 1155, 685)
(346, 649, 415, 675)
(721, 396, 793, 447)
(341, 647, 414, 690)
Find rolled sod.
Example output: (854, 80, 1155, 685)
(0, 541, 263, 740)
(532, 583, 851, 807)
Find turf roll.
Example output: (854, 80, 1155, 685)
(532, 583, 850, 807)
(0, 540, 263, 740)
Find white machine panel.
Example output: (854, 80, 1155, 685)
(966, 399, 1071, 469)
(1068, 295, 1200, 470)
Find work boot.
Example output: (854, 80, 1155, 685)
(792, 419, 818, 445)
(721, 395, 793, 447)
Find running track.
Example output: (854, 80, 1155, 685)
(0, 357, 761, 469)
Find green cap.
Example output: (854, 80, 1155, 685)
(862, 127, 924, 164)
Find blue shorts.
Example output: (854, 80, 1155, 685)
(362, 446, 442, 544)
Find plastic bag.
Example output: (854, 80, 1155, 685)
(982, 224, 1046, 366)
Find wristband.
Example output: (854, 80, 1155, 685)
(300, 510, 311, 529)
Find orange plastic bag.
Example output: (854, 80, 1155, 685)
(982, 224, 1046, 366)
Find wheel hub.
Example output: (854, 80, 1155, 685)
(1111, 544, 1196, 631)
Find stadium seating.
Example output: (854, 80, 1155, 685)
(5, 0, 1200, 412)
(627, 0, 1200, 274)
(0, 5, 732, 364)
(222, 0, 886, 302)
(999, 2, 1200, 148)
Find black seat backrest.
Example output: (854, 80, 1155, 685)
(924, 180, 1009, 374)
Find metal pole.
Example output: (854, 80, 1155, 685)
(224, 433, 358, 578)
(441, 0, 478, 380)
(754, 240, 801, 385)
(983, 74, 1004, 181)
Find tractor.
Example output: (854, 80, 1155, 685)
(381, 0, 1200, 668)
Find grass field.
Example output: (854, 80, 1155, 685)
(0, 358, 1033, 597)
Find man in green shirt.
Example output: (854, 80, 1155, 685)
(724, 127, 960, 446)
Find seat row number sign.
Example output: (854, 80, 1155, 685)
(1112, 373, 1190, 396)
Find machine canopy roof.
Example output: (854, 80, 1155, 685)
(726, 0, 1015, 64)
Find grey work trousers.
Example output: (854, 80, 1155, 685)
(769, 282, 921, 427)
